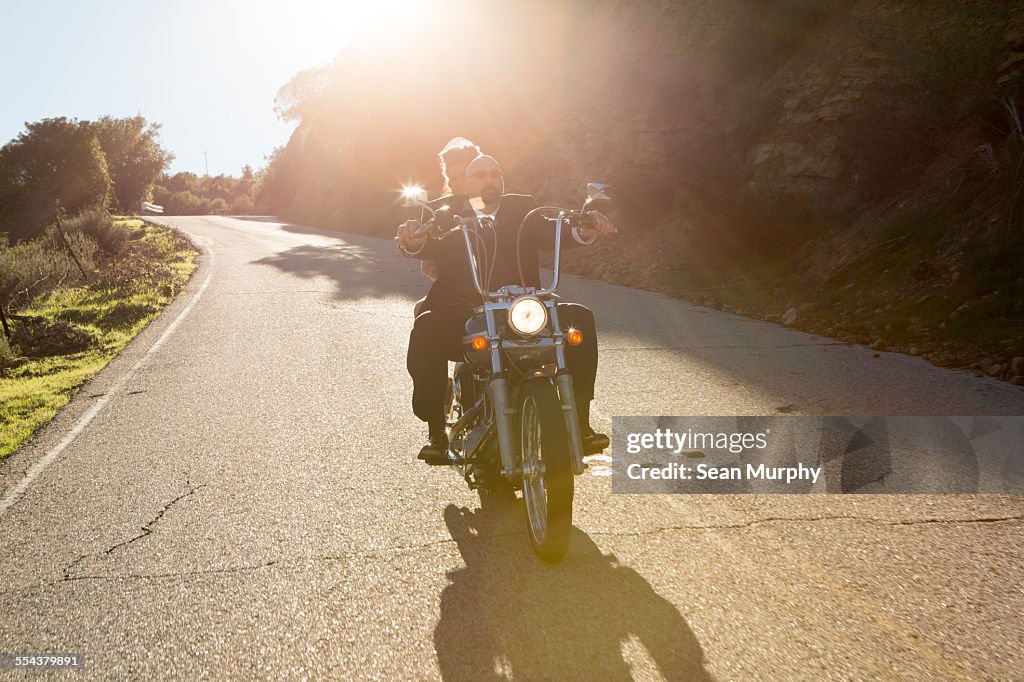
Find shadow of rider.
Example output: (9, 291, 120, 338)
(434, 495, 714, 681)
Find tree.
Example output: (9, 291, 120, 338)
(238, 165, 255, 197)
(151, 170, 257, 215)
(92, 116, 173, 212)
(0, 117, 110, 242)
(160, 171, 200, 194)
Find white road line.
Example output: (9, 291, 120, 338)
(0, 236, 214, 518)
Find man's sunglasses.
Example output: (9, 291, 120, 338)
(470, 169, 503, 180)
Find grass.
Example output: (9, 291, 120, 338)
(0, 218, 197, 460)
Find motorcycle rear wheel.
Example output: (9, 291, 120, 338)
(518, 379, 574, 562)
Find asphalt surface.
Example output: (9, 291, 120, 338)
(1, 215, 1022, 680)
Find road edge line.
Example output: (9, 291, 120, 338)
(0, 232, 215, 518)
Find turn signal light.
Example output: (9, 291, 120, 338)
(566, 328, 583, 346)
(471, 335, 488, 351)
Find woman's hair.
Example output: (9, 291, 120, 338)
(438, 137, 482, 194)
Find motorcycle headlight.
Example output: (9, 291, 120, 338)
(508, 296, 548, 336)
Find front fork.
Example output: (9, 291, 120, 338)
(550, 302, 585, 475)
(489, 375, 518, 477)
(555, 371, 586, 475)
(488, 373, 585, 479)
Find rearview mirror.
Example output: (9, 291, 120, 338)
(586, 183, 611, 201)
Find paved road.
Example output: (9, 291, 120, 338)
(1, 216, 1022, 680)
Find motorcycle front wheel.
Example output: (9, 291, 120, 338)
(518, 379, 574, 562)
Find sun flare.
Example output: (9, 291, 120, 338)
(251, 0, 431, 70)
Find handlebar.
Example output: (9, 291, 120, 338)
(412, 208, 591, 299)
(402, 190, 612, 300)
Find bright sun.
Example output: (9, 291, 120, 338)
(251, 0, 430, 69)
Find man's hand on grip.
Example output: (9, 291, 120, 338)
(578, 211, 616, 239)
(396, 219, 428, 252)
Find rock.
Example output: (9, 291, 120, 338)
(786, 155, 841, 178)
(1011, 376, 1024, 386)
(783, 307, 799, 326)
(817, 106, 839, 122)
(873, 353, 881, 358)
(754, 144, 778, 166)
(871, 339, 887, 351)
(1011, 357, 1024, 376)
(780, 142, 805, 157)
(909, 347, 920, 356)
(987, 364, 1004, 377)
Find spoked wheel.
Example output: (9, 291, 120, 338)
(518, 379, 574, 562)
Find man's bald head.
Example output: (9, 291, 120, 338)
(465, 155, 504, 210)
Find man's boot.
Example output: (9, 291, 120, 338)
(577, 401, 609, 456)
(417, 422, 450, 464)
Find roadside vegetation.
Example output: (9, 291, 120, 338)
(0, 116, 172, 242)
(0, 211, 197, 460)
(152, 168, 260, 215)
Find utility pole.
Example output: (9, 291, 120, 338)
(204, 151, 209, 176)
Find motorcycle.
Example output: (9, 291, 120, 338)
(402, 183, 611, 561)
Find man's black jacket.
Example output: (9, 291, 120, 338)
(406, 194, 582, 308)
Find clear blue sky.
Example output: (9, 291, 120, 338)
(2, 0, 421, 177)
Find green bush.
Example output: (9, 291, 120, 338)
(64, 208, 126, 254)
(0, 221, 97, 311)
(231, 194, 255, 214)
(56, 225, 98, 273)
(0, 333, 16, 365)
(0, 238, 54, 309)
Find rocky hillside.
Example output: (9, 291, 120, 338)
(535, 0, 1024, 385)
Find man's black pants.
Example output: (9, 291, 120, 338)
(407, 303, 598, 429)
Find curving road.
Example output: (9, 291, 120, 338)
(1, 216, 1022, 680)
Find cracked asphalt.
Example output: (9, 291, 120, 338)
(1, 215, 1022, 680)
